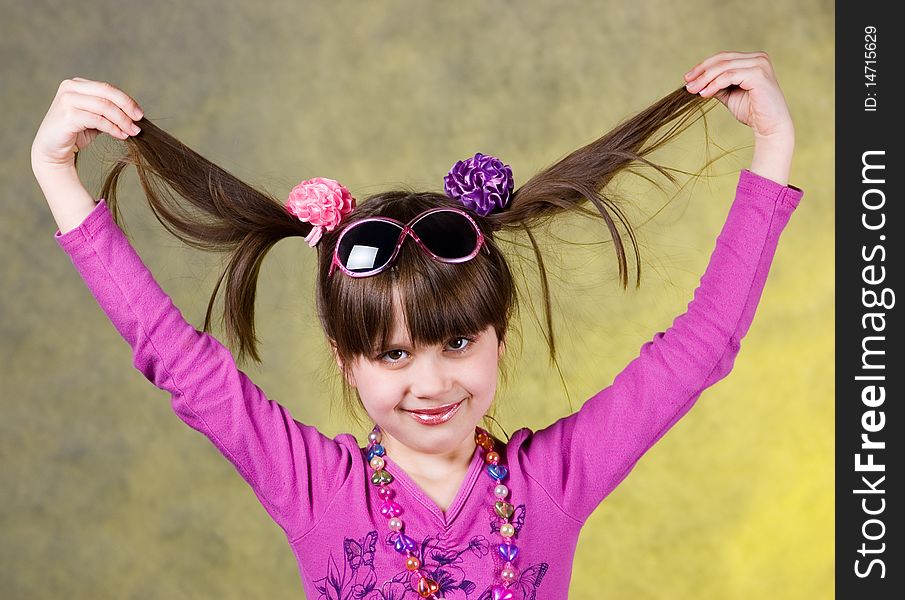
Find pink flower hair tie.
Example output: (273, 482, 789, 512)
(285, 177, 356, 247)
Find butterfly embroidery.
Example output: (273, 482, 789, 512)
(489, 503, 526, 537)
(508, 563, 549, 600)
(315, 502, 548, 598)
(344, 530, 377, 571)
(475, 562, 548, 600)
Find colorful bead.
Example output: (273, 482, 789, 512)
(486, 464, 508, 481)
(405, 555, 421, 571)
(378, 486, 394, 501)
(367, 444, 386, 461)
(498, 542, 519, 562)
(380, 501, 403, 518)
(417, 576, 440, 597)
(371, 469, 393, 485)
(491, 585, 514, 600)
(494, 484, 508, 499)
(368, 429, 381, 444)
(500, 561, 517, 583)
(494, 501, 514, 519)
(485, 451, 500, 465)
(392, 532, 417, 553)
(370, 455, 385, 470)
(500, 523, 515, 537)
(388, 516, 403, 531)
(475, 430, 496, 451)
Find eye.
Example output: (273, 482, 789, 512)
(375, 348, 409, 364)
(447, 335, 477, 352)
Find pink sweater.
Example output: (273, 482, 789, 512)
(54, 169, 803, 599)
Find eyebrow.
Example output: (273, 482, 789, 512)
(384, 341, 411, 348)
(381, 331, 482, 350)
(373, 338, 412, 351)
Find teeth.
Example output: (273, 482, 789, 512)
(410, 399, 463, 415)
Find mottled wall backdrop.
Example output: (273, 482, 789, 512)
(2, 0, 833, 598)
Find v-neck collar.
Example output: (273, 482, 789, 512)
(378, 443, 485, 529)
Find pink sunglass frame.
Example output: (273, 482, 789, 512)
(329, 206, 488, 278)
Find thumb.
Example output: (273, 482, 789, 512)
(712, 88, 732, 108)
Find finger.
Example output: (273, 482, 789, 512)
(61, 78, 144, 120)
(68, 92, 141, 137)
(71, 105, 132, 140)
(697, 67, 752, 98)
(685, 57, 766, 93)
(684, 50, 768, 81)
(684, 50, 768, 79)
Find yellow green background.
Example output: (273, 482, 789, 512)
(2, 0, 833, 598)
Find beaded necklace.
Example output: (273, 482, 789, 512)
(366, 425, 519, 600)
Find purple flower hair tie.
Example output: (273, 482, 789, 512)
(443, 152, 514, 217)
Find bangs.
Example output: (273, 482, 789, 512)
(332, 235, 507, 358)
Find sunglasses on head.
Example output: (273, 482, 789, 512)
(329, 207, 488, 278)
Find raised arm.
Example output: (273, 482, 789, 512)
(34, 78, 349, 542)
(519, 166, 803, 522)
(515, 50, 804, 524)
(51, 199, 351, 541)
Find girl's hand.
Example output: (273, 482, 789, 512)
(31, 77, 144, 174)
(683, 51, 794, 143)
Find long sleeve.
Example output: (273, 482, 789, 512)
(516, 169, 805, 524)
(53, 199, 352, 541)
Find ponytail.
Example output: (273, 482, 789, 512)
(484, 85, 717, 361)
(95, 118, 315, 364)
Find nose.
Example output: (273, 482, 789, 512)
(408, 352, 456, 400)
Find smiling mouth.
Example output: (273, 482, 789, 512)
(405, 399, 465, 416)
(404, 398, 466, 425)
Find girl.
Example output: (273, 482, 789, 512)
(32, 50, 802, 599)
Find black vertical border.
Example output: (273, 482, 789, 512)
(837, 1, 902, 597)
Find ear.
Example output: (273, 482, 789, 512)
(330, 341, 357, 388)
(498, 339, 506, 360)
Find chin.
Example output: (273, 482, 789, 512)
(409, 423, 476, 452)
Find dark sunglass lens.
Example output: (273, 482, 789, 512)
(337, 221, 401, 273)
(412, 211, 478, 259)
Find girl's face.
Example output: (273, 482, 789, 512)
(338, 296, 504, 460)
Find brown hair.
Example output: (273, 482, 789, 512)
(88, 85, 718, 431)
